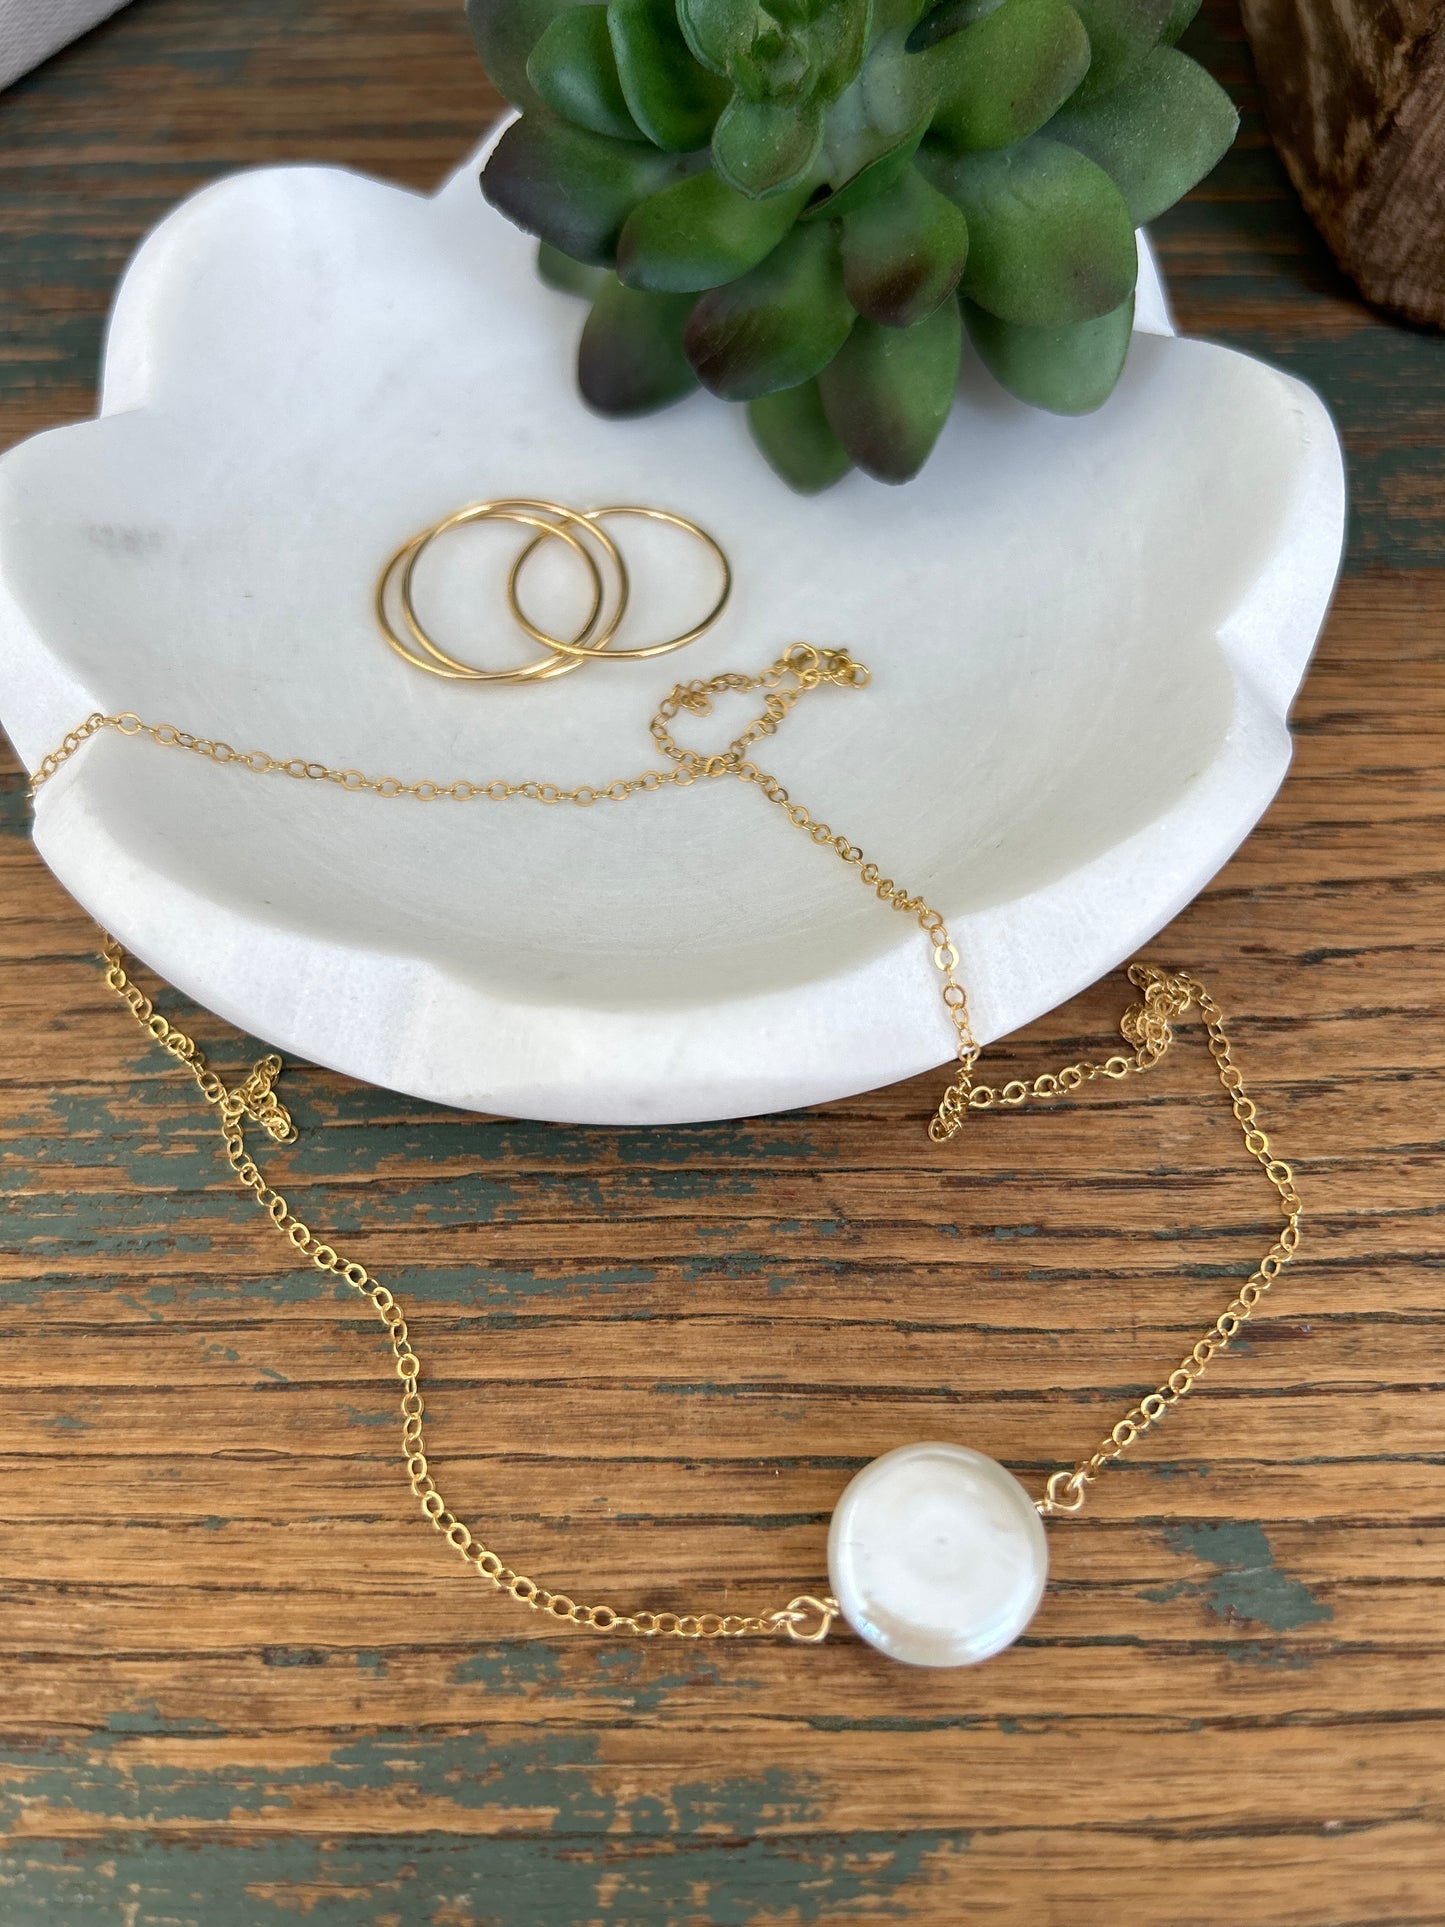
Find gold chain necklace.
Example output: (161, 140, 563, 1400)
(29, 644, 1303, 1664)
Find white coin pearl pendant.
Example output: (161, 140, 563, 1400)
(827, 1442, 1049, 1666)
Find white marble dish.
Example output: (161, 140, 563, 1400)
(0, 141, 1345, 1124)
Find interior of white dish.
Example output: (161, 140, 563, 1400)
(0, 162, 1304, 1016)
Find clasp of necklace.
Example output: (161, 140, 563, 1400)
(1037, 1468, 1090, 1517)
(650, 643, 872, 783)
(784, 643, 871, 689)
(769, 1593, 841, 1643)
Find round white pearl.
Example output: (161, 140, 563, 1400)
(827, 1442, 1049, 1666)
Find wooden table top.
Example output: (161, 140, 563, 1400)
(2, 4, 1442, 1923)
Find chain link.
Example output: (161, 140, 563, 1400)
(35, 642, 1303, 1637)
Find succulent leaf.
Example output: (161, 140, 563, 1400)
(1049, 46, 1236, 222)
(840, 165, 969, 326)
(1069, 0, 1172, 99)
(538, 238, 608, 296)
(963, 291, 1133, 409)
(527, 6, 642, 141)
(930, 0, 1092, 152)
(855, 25, 947, 145)
(925, 135, 1137, 325)
(735, 24, 811, 101)
(819, 297, 963, 480)
(467, 0, 584, 108)
(678, 0, 763, 75)
(1161, 0, 1200, 42)
(482, 112, 690, 265)
(618, 172, 811, 290)
(908, 0, 1016, 51)
(806, 26, 940, 215)
(608, 0, 729, 149)
(684, 225, 855, 398)
(578, 274, 701, 413)
(712, 93, 827, 195)
(748, 379, 855, 490)
(873, 0, 943, 30)
(804, 116, 928, 219)
(806, 0, 875, 102)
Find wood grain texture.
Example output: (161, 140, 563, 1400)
(1, 4, 1443, 1923)
(1238, 0, 1445, 327)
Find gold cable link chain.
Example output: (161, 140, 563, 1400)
(98, 939, 837, 1647)
(35, 641, 1303, 1638)
(1032, 967, 1303, 1516)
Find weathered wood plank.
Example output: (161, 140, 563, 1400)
(1, 1636, 1439, 1728)
(0, 1827, 1438, 1927)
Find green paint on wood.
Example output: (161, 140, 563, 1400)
(339, 1403, 393, 1428)
(615, 1123, 824, 1165)
(10, 1075, 777, 1219)
(102, 1704, 224, 1738)
(0, 1708, 960, 1922)
(1146, 1520, 1333, 1632)
(10, 1069, 825, 1173)
(450, 1641, 567, 1694)
(5, 1054, 837, 1318)
(592, 1645, 762, 1713)
(0, 1723, 749, 1834)
(0, 1254, 660, 1312)
(447, 1641, 760, 1714)
(1223, 1641, 1316, 1670)
(0, 1827, 962, 1925)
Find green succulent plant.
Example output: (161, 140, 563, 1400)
(470, 0, 1236, 491)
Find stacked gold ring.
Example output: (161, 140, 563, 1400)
(375, 498, 731, 685)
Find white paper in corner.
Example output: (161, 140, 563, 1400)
(0, 0, 132, 91)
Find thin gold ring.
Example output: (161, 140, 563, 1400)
(377, 501, 626, 684)
(507, 505, 731, 662)
(377, 516, 594, 682)
(407, 497, 631, 670)
(395, 501, 619, 683)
